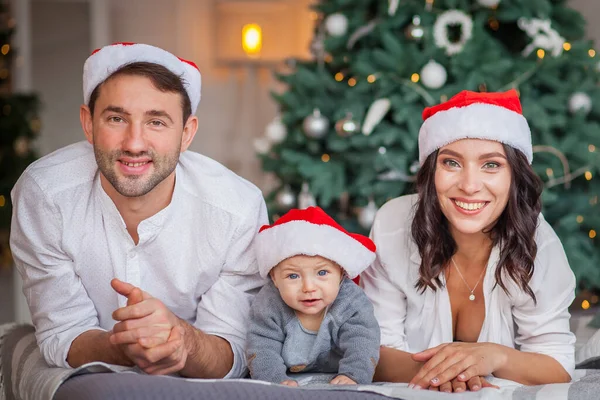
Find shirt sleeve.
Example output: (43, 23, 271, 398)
(245, 284, 289, 383)
(10, 173, 103, 368)
(360, 220, 410, 352)
(512, 235, 576, 378)
(336, 286, 381, 384)
(192, 192, 268, 378)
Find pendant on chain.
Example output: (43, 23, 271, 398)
(469, 294, 475, 301)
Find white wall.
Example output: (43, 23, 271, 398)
(30, 0, 313, 191)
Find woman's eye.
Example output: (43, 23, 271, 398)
(483, 161, 500, 169)
(443, 159, 460, 168)
(317, 270, 328, 276)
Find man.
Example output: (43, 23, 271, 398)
(10, 42, 267, 378)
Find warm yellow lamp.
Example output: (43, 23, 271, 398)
(242, 23, 262, 58)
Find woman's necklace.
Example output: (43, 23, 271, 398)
(451, 257, 486, 301)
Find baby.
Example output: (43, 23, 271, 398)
(246, 206, 380, 386)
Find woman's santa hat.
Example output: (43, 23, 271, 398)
(83, 42, 201, 114)
(255, 207, 376, 279)
(418, 89, 532, 164)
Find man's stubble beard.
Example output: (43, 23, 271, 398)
(94, 145, 180, 198)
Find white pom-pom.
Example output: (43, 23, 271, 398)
(325, 13, 349, 37)
(420, 60, 447, 89)
(569, 92, 592, 115)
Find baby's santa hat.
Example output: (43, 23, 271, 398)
(255, 207, 376, 279)
(419, 89, 532, 165)
(83, 42, 201, 114)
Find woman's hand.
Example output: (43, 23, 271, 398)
(428, 376, 499, 392)
(408, 342, 507, 390)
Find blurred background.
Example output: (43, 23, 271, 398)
(1, 0, 599, 329)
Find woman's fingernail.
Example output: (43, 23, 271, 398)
(455, 387, 464, 392)
(472, 385, 480, 391)
(459, 374, 466, 380)
(413, 385, 422, 390)
(431, 377, 439, 384)
(407, 384, 413, 389)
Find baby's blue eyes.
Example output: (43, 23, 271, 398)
(287, 273, 299, 279)
(318, 270, 328, 276)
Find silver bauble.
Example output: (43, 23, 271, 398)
(265, 116, 287, 144)
(569, 92, 592, 115)
(335, 113, 361, 137)
(303, 109, 330, 139)
(405, 16, 425, 42)
(298, 182, 317, 209)
(275, 185, 296, 210)
(410, 160, 421, 174)
(357, 198, 378, 229)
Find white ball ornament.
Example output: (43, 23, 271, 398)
(325, 13, 349, 37)
(253, 137, 272, 155)
(265, 116, 287, 144)
(420, 60, 447, 89)
(357, 198, 379, 229)
(569, 92, 592, 115)
(275, 185, 296, 210)
(477, 0, 501, 8)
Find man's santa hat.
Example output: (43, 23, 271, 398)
(254, 207, 376, 279)
(83, 42, 201, 114)
(419, 89, 532, 164)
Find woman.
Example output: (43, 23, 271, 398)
(361, 89, 575, 393)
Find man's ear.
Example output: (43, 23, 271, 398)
(80, 105, 94, 145)
(180, 115, 198, 152)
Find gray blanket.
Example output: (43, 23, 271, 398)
(2, 324, 600, 400)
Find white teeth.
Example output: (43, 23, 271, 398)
(123, 161, 148, 167)
(454, 200, 486, 210)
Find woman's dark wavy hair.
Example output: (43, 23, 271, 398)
(411, 144, 543, 302)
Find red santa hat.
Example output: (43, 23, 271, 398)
(419, 89, 532, 164)
(255, 207, 376, 279)
(83, 42, 201, 114)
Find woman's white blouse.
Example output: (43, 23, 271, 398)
(360, 194, 576, 377)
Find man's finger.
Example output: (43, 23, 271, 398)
(128, 287, 144, 306)
(109, 326, 171, 345)
(112, 300, 158, 321)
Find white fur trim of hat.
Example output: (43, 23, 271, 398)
(255, 207, 376, 279)
(83, 42, 201, 114)
(418, 89, 533, 164)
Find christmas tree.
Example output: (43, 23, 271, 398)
(0, 1, 39, 266)
(256, 0, 600, 289)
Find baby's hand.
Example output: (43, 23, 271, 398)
(281, 380, 299, 387)
(330, 375, 357, 385)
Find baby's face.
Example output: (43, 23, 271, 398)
(270, 255, 343, 317)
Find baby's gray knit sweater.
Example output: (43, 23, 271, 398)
(246, 278, 380, 384)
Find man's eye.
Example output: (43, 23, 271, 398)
(109, 116, 124, 123)
(150, 120, 165, 127)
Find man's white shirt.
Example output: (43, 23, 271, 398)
(10, 141, 268, 377)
